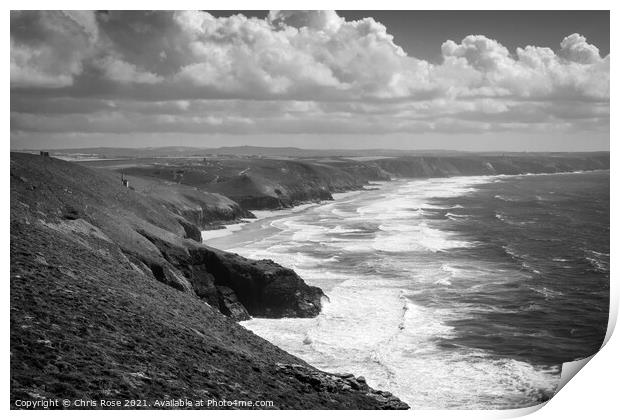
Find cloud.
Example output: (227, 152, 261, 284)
(170, 10, 424, 99)
(559, 33, 602, 64)
(94, 56, 164, 84)
(439, 33, 609, 101)
(268, 10, 344, 32)
(10, 11, 99, 88)
(441, 35, 512, 72)
(10, 10, 610, 140)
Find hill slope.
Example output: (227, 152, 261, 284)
(81, 152, 610, 213)
(10, 153, 408, 409)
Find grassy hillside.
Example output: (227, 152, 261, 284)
(85, 157, 390, 210)
(81, 152, 610, 213)
(10, 153, 408, 409)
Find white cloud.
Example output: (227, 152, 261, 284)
(268, 10, 344, 32)
(10, 11, 98, 88)
(439, 33, 609, 101)
(559, 33, 602, 64)
(10, 10, 610, 139)
(95, 56, 163, 84)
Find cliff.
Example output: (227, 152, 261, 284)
(90, 157, 390, 211)
(81, 152, 609, 215)
(10, 153, 407, 409)
(123, 174, 254, 231)
(370, 153, 610, 178)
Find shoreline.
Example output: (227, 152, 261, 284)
(201, 169, 609, 246)
(11, 152, 416, 409)
(225, 168, 609, 409)
(201, 183, 388, 244)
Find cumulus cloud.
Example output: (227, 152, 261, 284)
(10, 10, 610, 140)
(94, 56, 164, 84)
(10, 11, 99, 87)
(559, 33, 602, 64)
(169, 10, 427, 99)
(268, 10, 344, 32)
(439, 33, 609, 101)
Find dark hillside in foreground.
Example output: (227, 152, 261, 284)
(10, 153, 408, 409)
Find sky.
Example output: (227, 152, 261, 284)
(10, 10, 610, 151)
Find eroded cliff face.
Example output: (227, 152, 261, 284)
(115, 158, 391, 211)
(10, 153, 323, 320)
(370, 154, 610, 178)
(136, 229, 324, 321)
(93, 153, 609, 213)
(120, 173, 254, 231)
(11, 152, 408, 409)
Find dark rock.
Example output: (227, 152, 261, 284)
(274, 363, 409, 409)
(198, 249, 325, 318)
(216, 286, 250, 321)
(348, 379, 361, 390)
(62, 206, 81, 220)
(178, 219, 202, 242)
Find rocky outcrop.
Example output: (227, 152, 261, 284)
(197, 248, 324, 318)
(133, 228, 323, 321)
(10, 153, 324, 321)
(216, 285, 251, 320)
(274, 364, 409, 409)
(10, 222, 408, 409)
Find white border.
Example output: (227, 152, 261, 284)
(3, 1, 616, 419)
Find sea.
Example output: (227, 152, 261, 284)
(203, 170, 610, 409)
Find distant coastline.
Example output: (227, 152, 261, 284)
(201, 167, 611, 244)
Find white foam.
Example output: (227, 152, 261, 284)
(251, 202, 319, 221)
(375, 222, 474, 253)
(243, 285, 558, 409)
(232, 175, 562, 408)
(445, 212, 469, 219)
(201, 222, 248, 241)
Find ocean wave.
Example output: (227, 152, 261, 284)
(374, 222, 474, 253)
(502, 245, 524, 261)
(230, 173, 603, 409)
(495, 212, 533, 226)
(529, 286, 564, 300)
(582, 249, 610, 274)
(494, 194, 521, 202)
(445, 212, 470, 221)
(584, 257, 609, 274)
(328, 225, 365, 234)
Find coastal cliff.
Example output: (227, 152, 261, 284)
(94, 157, 390, 211)
(370, 153, 610, 178)
(10, 153, 323, 320)
(10, 153, 406, 408)
(80, 151, 610, 215)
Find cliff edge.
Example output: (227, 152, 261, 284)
(10, 153, 408, 409)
